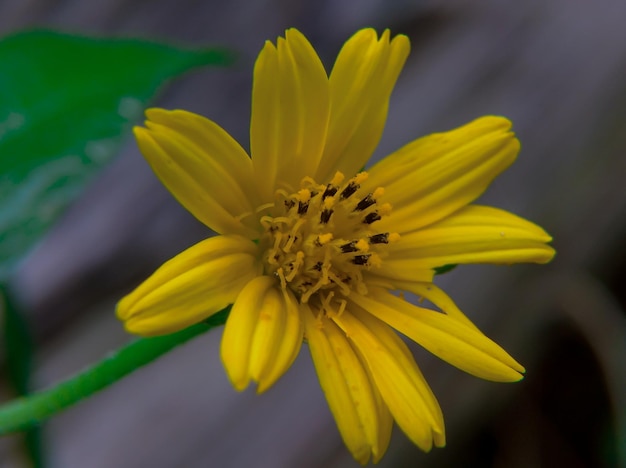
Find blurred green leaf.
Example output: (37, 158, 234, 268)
(0, 30, 234, 279)
(434, 263, 458, 275)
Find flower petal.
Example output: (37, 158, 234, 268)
(393, 281, 482, 332)
(388, 205, 556, 267)
(365, 364, 394, 463)
(221, 276, 303, 392)
(363, 259, 435, 289)
(365, 116, 519, 233)
(250, 29, 330, 200)
(116, 235, 260, 336)
(304, 305, 387, 464)
(331, 308, 445, 452)
(254, 286, 304, 393)
(135, 110, 258, 237)
(350, 289, 526, 382)
(315, 29, 410, 182)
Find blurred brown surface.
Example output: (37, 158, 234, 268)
(1, 0, 626, 467)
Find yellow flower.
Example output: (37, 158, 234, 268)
(117, 28, 555, 464)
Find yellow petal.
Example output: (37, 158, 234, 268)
(366, 365, 394, 463)
(389, 205, 556, 267)
(393, 281, 482, 332)
(363, 258, 435, 288)
(303, 305, 384, 464)
(221, 276, 274, 391)
(254, 287, 304, 393)
(134, 111, 258, 237)
(350, 289, 526, 382)
(145, 108, 256, 204)
(116, 235, 260, 336)
(332, 308, 445, 452)
(365, 116, 519, 233)
(250, 29, 330, 200)
(221, 276, 303, 392)
(316, 29, 410, 182)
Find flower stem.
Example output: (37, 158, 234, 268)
(0, 307, 229, 435)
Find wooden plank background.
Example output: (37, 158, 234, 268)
(1, 0, 625, 466)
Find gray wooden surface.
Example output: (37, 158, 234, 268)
(1, 0, 625, 466)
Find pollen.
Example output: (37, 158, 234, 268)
(260, 171, 397, 305)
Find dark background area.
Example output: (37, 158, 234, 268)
(1, 0, 625, 466)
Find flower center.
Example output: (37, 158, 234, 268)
(259, 171, 398, 305)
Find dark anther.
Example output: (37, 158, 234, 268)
(284, 199, 295, 210)
(369, 233, 389, 244)
(352, 254, 370, 265)
(340, 241, 359, 253)
(354, 194, 376, 211)
(312, 262, 323, 271)
(322, 185, 338, 199)
(320, 209, 333, 224)
(340, 182, 359, 199)
(363, 212, 382, 224)
(298, 201, 309, 215)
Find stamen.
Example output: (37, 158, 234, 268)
(272, 231, 283, 254)
(340, 181, 359, 199)
(340, 241, 359, 253)
(320, 197, 335, 224)
(354, 239, 369, 252)
(285, 251, 304, 281)
(320, 209, 333, 223)
(283, 218, 305, 252)
(368, 252, 382, 268)
(369, 233, 390, 244)
(260, 171, 393, 304)
(327, 271, 351, 295)
(354, 193, 376, 211)
(363, 212, 381, 224)
(277, 267, 287, 290)
(322, 185, 338, 199)
(353, 172, 368, 185)
(336, 299, 347, 317)
(352, 254, 371, 265)
(297, 188, 312, 202)
(316, 233, 333, 246)
(340, 239, 369, 254)
(300, 176, 317, 187)
(298, 201, 309, 215)
(388, 232, 400, 243)
(379, 203, 392, 216)
(321, 291, 335, 314)
(330, 171, 345, 185)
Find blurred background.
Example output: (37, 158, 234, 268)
(1, 0, 625, 466)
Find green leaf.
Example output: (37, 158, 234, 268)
(0, 30, 234, 279)
(434, 264, 458, 275)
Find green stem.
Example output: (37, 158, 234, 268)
(0, 307, 229, 435)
